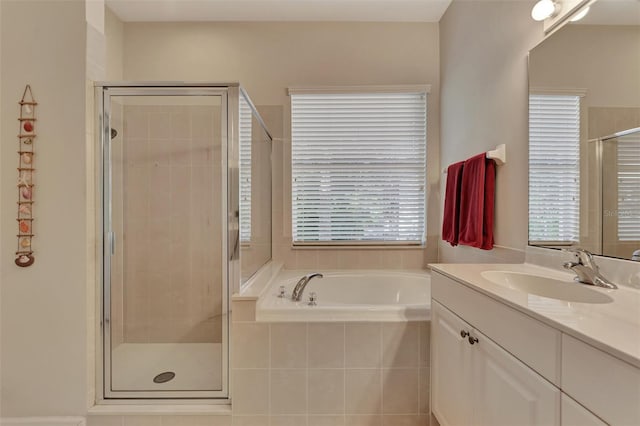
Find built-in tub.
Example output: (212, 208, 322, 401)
(256, 269, 431, 322)
(233, 266, 432, 422)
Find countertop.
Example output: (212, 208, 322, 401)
(429, 263, 640, 369)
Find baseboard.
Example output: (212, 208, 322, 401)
(0, 418, 86, 426)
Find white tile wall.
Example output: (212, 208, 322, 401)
(231, 417, 269, 426)
(231, 309, 431, 426)
(345, 324, 381, 369)
(87, 416, 231, 426)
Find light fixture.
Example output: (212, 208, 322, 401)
(569, 6, 590, 22)
(531, 0, 561, 21)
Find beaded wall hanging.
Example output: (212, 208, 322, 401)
(15, 85, 37, 267)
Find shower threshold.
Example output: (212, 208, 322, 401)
(111, 343, 222, 391)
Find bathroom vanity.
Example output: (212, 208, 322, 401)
(429, 263, 640, 426)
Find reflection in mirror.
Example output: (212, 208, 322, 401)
(239, 94, 272, 283)
(528, 0, 640, 260)
(602, 128, 640, 259)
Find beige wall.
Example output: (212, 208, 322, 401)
(105, 7, 124, 81)
(1, 0, 90, 416)
(119, 21, 441, 269)
(530, 25, 640, 109)
(0, 1, 3, 418)
(438, 0, 543, 263)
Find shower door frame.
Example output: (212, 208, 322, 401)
(97, 83, 238, 400)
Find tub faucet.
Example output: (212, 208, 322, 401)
(562, 248, 617, 289)
(291, 273, 323, 301)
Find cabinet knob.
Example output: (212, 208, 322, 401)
(460, 330, 470, 338)
(468, 336, 479, 345)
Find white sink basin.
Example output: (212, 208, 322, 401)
(480, 271, 614, 304)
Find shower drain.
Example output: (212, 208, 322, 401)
(153, 371, 176, 384)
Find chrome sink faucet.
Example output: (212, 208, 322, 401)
(291, 273, 323, 301)
(562, 248, 617, 289)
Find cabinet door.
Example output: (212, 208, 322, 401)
(562, 333, 640, 425)
(471, 328, 560, 426)
(432, 301, 473, 426)
(561, 394, 607, 426)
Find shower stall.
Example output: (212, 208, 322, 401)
(96, 83, 272, 399)
(600, 127, 640, 260)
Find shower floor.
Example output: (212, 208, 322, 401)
(111, 343, 222, 391)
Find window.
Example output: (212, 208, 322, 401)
(290, 89, 427, 245)
(239, 97, 252, 242)
(617, 131, 640, 241)
(528, 93, 581, 243)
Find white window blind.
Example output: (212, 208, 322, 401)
(291, 91, 427, 245)
(529, 94, 580, 243)
(617, 131, 640, 241)
(239, 99, 252, 242)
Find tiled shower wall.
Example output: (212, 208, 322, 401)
(240, 106, 273, 283)
(111, 101, 125, 347)
(110, 103, 223, 345)
(232, 303, 431, 426)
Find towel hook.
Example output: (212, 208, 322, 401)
(486, 144, 506, 165)
(443, 144, 507, 174)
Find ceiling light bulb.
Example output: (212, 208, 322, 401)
(569, 6, 590, 22)
(531, 0, 560, 21)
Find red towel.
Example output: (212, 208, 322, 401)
(442, 161, 465, 246)
(459, 154, 496, 250)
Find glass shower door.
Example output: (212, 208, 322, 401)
(103, 88, 228, 398)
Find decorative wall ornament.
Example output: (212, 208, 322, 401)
(15, 85, 37, 267)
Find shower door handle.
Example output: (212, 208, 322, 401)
(230, 210, 239, 261)
(109, 231, 115, 255)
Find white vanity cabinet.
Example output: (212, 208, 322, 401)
(561, 394, 607, 426)
(432, 300, 560, 426)
(432, 300, 473, 426)
(431, 270, 625, 426)
(431, 266, 640, 426)
(562, 334, 640, 425)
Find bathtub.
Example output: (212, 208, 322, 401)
(256, 269, 431, 322)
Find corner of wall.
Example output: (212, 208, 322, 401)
(1, 0, 95, 416)
(437, 0, 543, 263)
(104, 6, 124, 81)
(85, 3, 106, 408)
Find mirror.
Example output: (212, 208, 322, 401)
(528, 0, 640, 260)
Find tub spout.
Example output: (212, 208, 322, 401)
(291, 273, 323, 301)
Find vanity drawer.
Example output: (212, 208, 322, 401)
(562, 334, 640, 426)
(432, 271, 561, 385)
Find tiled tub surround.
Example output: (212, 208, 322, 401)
(232, 319, 431, 426)
(231, 267, 432, 426)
